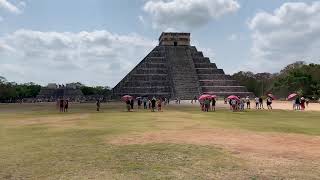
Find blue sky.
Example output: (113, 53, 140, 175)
(0, 0, 319, 86)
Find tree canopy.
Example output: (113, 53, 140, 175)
(232, 62, 320, 98)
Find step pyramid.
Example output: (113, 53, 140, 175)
(113, 32, 254, 99)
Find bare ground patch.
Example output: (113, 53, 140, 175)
(11, 113, 90, 127)
(108, 129, 320, 178)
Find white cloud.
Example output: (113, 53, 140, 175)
(0, 16, 3, 22)
(227, 34, 238, 41)
(0, 30, 156, 86)
(0, 0, 21, 14)
(143, 0, 240, 30)
(248, 2, 320, 72)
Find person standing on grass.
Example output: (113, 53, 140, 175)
(231, 99, 237, 112)
(292, 99, 296, 110)
(157, 98, 162, 111)
(295, 97, 301, 110)
(59, 99, 64, 112)
(64, 100, 69, 112)
(151, 97, 156, 112)
(255, 97, 259, 109)
(246, 96, 251, 109)
(306, 98, 310, 107)
(301, 97, 306, 110)
(240, 98, 245, 111)
(204, 98, 210, 112)
(137, 98, 142, 109)
(259, 97, 264, 109)
(96, 99, 101, 111)
(143, 97, 148, 109)
(130, 99, 134, 110)
(211, 98, 216, 111)
(126, 99, 131, 112)
(266, 97, 272, 110)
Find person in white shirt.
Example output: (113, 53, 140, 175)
(255, 97, 259, 109)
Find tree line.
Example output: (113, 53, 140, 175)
(232, 61, 320, 99)
(1, 61, 319, 102)
(0, 77, 112, 103)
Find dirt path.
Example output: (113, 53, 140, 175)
(175, 100, 320, 111)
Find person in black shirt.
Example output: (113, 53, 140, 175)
(137, 98, 142, 109)
(96, 99, 101, 111)
(295, 97, 301, 110)
(59, 99, 64, 112)
(151, 98, 156, 112)
(259, 97, 264, 109)
(211, 98, 216, 111)
(126, 99, 131, 112)
(64, 100, 69, 112)
(130, 99, 134, 110)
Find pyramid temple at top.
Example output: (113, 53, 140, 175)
(113, 32, 254, 99)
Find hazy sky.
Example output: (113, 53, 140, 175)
(0, 0, 319, 86)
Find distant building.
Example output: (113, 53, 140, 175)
(113, 32, 254, 99)
(37, 83, 84, 101)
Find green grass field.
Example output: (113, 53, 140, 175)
(0, 103, 320, 179)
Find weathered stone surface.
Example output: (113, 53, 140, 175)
(113, 33, 254, 99)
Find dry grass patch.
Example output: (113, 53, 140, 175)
(108, 128, 320, 178)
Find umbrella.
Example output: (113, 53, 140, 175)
(287, 93, 298, 100)
(227, 95, 240, 101)
(122, 95, 133, 101)
(136, 97, 142, 100)
(199, 94, 211, 101)
(211, 95, 217, 99)
(267, 94, 276, 100)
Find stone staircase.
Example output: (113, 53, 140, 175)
(165, 46, 200, 99)
(113, 46, 172, 98)
(189, 46, 254, 98)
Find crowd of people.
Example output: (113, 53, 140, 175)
(56, 99, 69, 112)
(292, 97, 309, 111)
(125, 97, 169, 112)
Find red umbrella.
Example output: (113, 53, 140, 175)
(287, 93, 298, 100)
(267, 94, 276, 100)
(227, 95, 240, 101)
(199, 94, 211, 101)
(122, 95, 133, 101)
